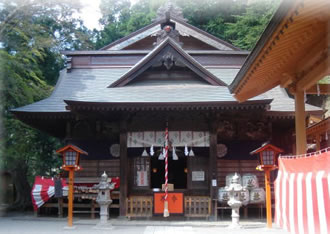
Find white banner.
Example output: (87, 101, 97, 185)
(127, 131, 210, 148)
(137, 171, 148, 186)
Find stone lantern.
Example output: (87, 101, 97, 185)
(93, 172, 115, 229)
(225, 173, 245, 229)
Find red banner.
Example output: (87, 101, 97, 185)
(31, 176, 67, 211)
(154, 193, 184, 214)
(275, 151, 330, 234)
(31, 176, 120, 210)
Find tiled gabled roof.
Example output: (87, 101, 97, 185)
(109, 37, 227, 87)
(100, 16, 240, 51)
(11, 66, 321, 115)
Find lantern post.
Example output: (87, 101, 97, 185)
(251, 143, 283, 228)
(56, 145, 87, 228)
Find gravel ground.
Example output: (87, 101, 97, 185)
(0, 213, 290, 234)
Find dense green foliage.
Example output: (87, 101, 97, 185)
(0, 0, 94, 209)
(0, 0, 277, 210)
(95, 0, 277, 50)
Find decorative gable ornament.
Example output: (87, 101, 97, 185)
(109, 38, 227, 88)
(154, 21, 182, 47)
(154, 2, 187, 22)
(162, 51, 175, 70)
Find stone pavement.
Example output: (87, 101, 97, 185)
(0, 214, 290, 234)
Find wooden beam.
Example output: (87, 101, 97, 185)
(297, 55, 330, 91)
(209, 123, 217, 220)
(306, 117, 330, 136)
(280, 73, 295, 88)
(316, 134, 321, 151)
(295, 33, 327, 73)
(306, 84, 330, 94)
(297, 21, 330, 91)
(119, 121, 128, 217)
(295, 90, 307, 154)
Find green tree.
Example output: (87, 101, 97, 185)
(0, 0, 93, 210)
(95, 0, 157, 49)
(225, 0, 279, 50)
(95, 0, 276, 50)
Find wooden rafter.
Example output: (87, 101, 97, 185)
(297, 55, 330, 90)
(231, 0, 330, 101)
(306, 84, 330, 95)
(307, 117, 330, 136)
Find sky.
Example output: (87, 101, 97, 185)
(78, 0, 102, 30)
(78, 0, 139, 30)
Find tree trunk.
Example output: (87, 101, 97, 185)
(9, 166, 32, 210)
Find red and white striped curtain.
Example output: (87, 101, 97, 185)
(275, 150, 330, 234)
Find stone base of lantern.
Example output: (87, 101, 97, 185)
(228, 207, 241, 229)
(94, 199, 113, 229)
(227, 199, 242, 229)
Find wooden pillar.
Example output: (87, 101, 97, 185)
(265, 168, 272, 228)
(91, 199, 95, 219)
(209, 125, 217, 220)
(58, 197, 63, 218)
(67, 169, 74, 227)
(119, 121, 128, 217)
(295, 90, 307, 155)
(65, 121, 72, 143)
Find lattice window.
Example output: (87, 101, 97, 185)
(65, 151, 77, 166)
(262, 150, 274, 165)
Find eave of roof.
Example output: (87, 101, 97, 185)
(64, 99, 272, 112)
(61, 50, 250, 56)
(230, 0, 330, 102)
(306, 116, 330, 136)
(99, 15, 241, 51)
(108, 37, 228, 87)
(99, 20, 162, 50)
(171, 16, 241, 51)
(229, 0, 294, 94)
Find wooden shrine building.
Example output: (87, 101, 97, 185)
(12, 3, 323, 219)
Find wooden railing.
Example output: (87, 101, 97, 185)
(75, 159, 120, 178)
(38, 190, 120, 218)
(184, 196, 211, 218)
(126, 196, 153, 218)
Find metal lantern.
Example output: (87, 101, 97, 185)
(56, 144, 87, 227)
(251, 143, 283, 169)
(251, 143, 283, 228)
(56, 145, 87, 171)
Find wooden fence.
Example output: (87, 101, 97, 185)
(184, 196, 211, 218)
(126, 196, 153, 218)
